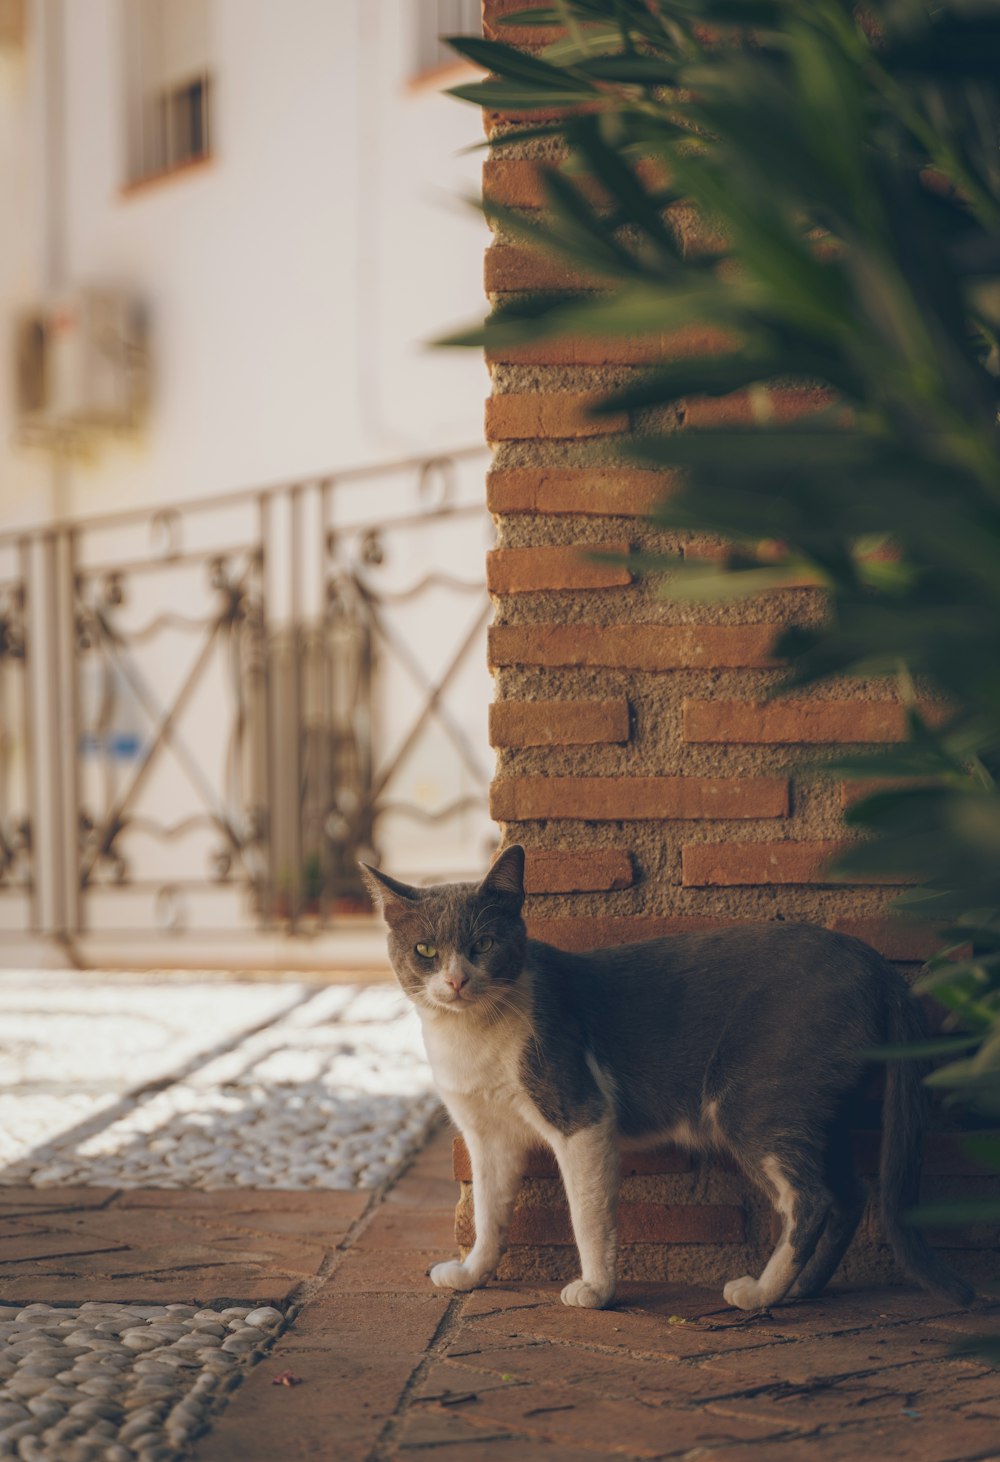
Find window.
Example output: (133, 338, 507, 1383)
(124, 0, 212, 186)
(415, 0, 481, 79)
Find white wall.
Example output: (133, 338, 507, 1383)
(0, 0, 489, 531)
(0, 1, 495, 959)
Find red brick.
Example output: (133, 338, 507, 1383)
(685, 841, 913, 888)
(486, 242, 603, 292)
(458, 1203, 743, 1246)
(486, 326, 733, 366)
(524, 913, 936, 962)
(483, 157, 671, 211)
(486, 543, 631, 593)
(831, 917, 940, 962)
(483, 157, 577, 209)
(483, 102, 595, 136)
(525, 848, 634, 893)
(489, 699, 630, 748)
(682, 385, 839, 427)
(491, 775, 790, 822)
(486, 467, 669, 516)
(682, 840, 847, 887)
(488, 622, 780, 670)
(483, 0, 566, 44)
(453, 1136, 690, 1181)
(486, 392, 627, 441)
(683, 699, 909, 744)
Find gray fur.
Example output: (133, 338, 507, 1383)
(361, 846, 973, 1308)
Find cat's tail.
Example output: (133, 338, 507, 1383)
(880, 977, 975, 1306)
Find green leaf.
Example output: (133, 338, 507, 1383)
(445, 35, 600, 92)
(447, 80, 599, 109)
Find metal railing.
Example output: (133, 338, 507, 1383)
(0, 448, 494, 957)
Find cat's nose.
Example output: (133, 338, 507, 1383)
(444, 969, 469, 994)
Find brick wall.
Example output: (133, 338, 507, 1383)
(467, 0, 997, 1290)
(481, 5, 922, 966)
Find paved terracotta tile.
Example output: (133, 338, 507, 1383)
(384, 1174, 462, 1210)
(697, 1330, 944, 1386)
(0, 1265, 304, 1304)
(762, 1287, 966, 1334)
(0, 1227, 128, 1264)
(917, 1303, 1000, 1338)
(396, 1408, 591, 1458)
(325, 1247, 444, 1294)
(459, 1285, 799, 1360)
(288, 1292, 449, 1350)
(193, 1345, 422, 1462)
(705, 1355, 999, 1431)
(442, 1342, 741, 1407)
(0, 1186, 117, 1213)
(423, 1373, 787, 1456)
(113, 1187, 368, 1226)
(411, 1124, 459, 1166)
(355, 1206, 457, 1250)
(773, 1412, 1000, 1462)
(461, 1283, 564, 1318)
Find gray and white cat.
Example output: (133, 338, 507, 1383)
(361, 845, 973, 1311)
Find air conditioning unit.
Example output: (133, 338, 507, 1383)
(0, 0, 26, 51)
(14, 289, 148, 440)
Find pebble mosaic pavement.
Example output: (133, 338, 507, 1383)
(0, 971, 440, 1459)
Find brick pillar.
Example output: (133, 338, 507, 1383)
(458, 0, 994, 1290)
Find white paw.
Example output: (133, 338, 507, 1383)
(560, 1279, 614, 1310)
(723, 1275, 763, 1310)
(429, 1260, 479, 1292)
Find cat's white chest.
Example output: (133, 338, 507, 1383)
(419, 1009, 527, 1111)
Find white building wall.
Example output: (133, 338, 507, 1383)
(0, 1, 495, 963)
(0, 0, 488, 529)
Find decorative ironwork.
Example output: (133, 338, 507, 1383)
(0, 447, 492, 949)
(0, 570, 31, 904)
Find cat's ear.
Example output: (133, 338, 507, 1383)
(480, 844, 525, 909)
(359, 863, 421, 922)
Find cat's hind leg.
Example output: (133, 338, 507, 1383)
(430, 1125, 528, 1293)
(724, 1154, 833, 1311)
(790, 1139, 867, 1300)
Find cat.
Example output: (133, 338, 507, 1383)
(360, 845, 973, 1312)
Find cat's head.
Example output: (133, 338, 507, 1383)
(359, 845, 527, 1015)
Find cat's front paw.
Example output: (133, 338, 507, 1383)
(429, 1260, 480, 1292)
(723, 1275, 763, 1311)
(560, 1279, 614, 1310)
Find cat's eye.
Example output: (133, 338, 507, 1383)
(472, 935, 494, 955)
(415, 942, 437, 959)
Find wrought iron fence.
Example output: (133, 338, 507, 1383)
(0, 448, 494, 957)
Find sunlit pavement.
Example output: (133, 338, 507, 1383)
(0, 972, 438, 1193)
(1, 971, 998, 1462)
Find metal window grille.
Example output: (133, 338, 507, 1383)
(415, 0, 482, 77)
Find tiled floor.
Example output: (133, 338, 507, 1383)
(1, 971, 998, 1460)
(193, 1127, 1000, 1462)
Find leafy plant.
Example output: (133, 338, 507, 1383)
(443, 0, 1000, 1263)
